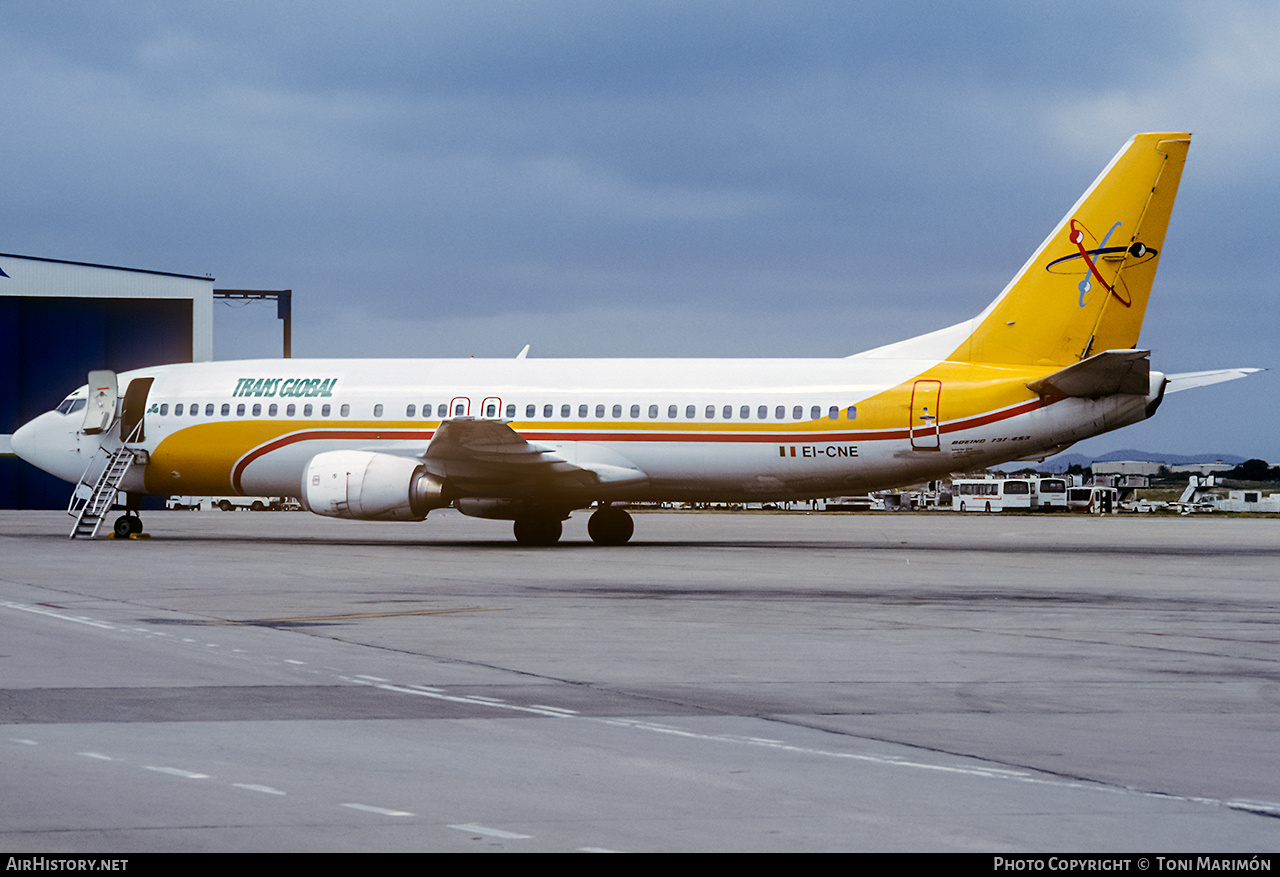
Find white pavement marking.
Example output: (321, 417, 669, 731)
(1, 599, 114, 629)
(342, 803, 414, 816)
(233, 783, 286, 795)
(1228, 799, 1280, 816)
(374, 683, 576, 718)
(145, 766, 210, 779)
(371, 681, 1280, 820)
(78, 752, 114, 760)
(448, 823, 532, 839)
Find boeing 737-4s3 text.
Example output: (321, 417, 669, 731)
(10, 133, 1260, 544)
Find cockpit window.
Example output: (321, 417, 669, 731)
(55, 397, 87, 415)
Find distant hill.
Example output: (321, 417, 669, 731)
(998, 450, 1250, 473)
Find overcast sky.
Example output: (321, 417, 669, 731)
(3, 2, 1276, 461)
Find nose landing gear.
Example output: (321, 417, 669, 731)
(112, 513, 144, 539)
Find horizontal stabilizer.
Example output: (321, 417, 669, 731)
(1165, 368, 1263, 393)
(1026, 349, 1151, 398)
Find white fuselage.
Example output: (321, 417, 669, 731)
(13, 355, 1158, 507)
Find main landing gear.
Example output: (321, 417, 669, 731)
(512, 514, 563, 547)
(587, 506, 634, 546)
(510, 506, 636, 546)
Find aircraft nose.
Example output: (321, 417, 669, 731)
(10, 412, 82, 483)
(10, 417, 41, 464)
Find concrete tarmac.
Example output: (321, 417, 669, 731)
(2, 508, 1279, 852)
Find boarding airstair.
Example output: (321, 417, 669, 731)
(68, 421, 145, 539)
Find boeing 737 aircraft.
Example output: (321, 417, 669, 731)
(10, 132, 1260, 544)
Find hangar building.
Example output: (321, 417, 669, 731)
(1, 253, 213, 509)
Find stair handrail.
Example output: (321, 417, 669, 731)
(67, 418, 122, 518)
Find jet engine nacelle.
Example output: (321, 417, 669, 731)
(302, 450, 447, 521)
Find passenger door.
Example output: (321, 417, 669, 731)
(910, 380, 941, 450)
(120, 377, 154, 443)
(82, 370, 117, 435)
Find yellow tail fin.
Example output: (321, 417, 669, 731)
(954, 133, 1190, 367)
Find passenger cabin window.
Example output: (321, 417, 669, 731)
(160, 403, 169, 416)
(220, 404, 230, 416)
(648, 404, 658, 419)
(340, 404, 349, 417)
(668, 405, 678, 418)
(454, 403, 465, 416)
(612, 404, 622, 418)
(174, 403, 183, 416)
(236, 404, 245, 416)
(686, 405, 696, 418)
(706, 405, 715, 419)
(506, 403, 515, 418)
(406, 404, 416, 417)
(811, 406, 821, 419)
(322, 404, 331, 417)
(269, 404, 278, 416)
(630, 404, 640, 418)
(758, 406, 767, 419)
(286, 404, 296, 417)
(526, 404, 536, 417)
(438, 404, 448, 418)
(828, 406, 838, 420)
(560, 404, 570, 417)
(578, 404, 588, 417)
(303, 404, 313, 416)
(543, 404, 553, 417)
(847, 406, 856, 419)
(792, 406, 802, 420)
(740, 405, 750, 419)
(251, 403, 261, 416)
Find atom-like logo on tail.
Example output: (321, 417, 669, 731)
(1045, 219, 1156, 308)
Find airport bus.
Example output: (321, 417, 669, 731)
(951, 478, 1036, 512)
(1066, 486, 1120, 513)
(1036, 477, 1069, 510)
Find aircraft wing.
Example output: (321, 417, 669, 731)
(1164, 368, 1263, 394)
(422, 417, 647, 496)
(1026, 349, 1152, 398)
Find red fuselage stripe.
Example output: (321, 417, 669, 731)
(229, 396, 1053, 492)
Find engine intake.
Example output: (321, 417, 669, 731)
(302, 451, 447, 521)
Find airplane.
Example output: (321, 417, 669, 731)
(9, 132, 1261, 545)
